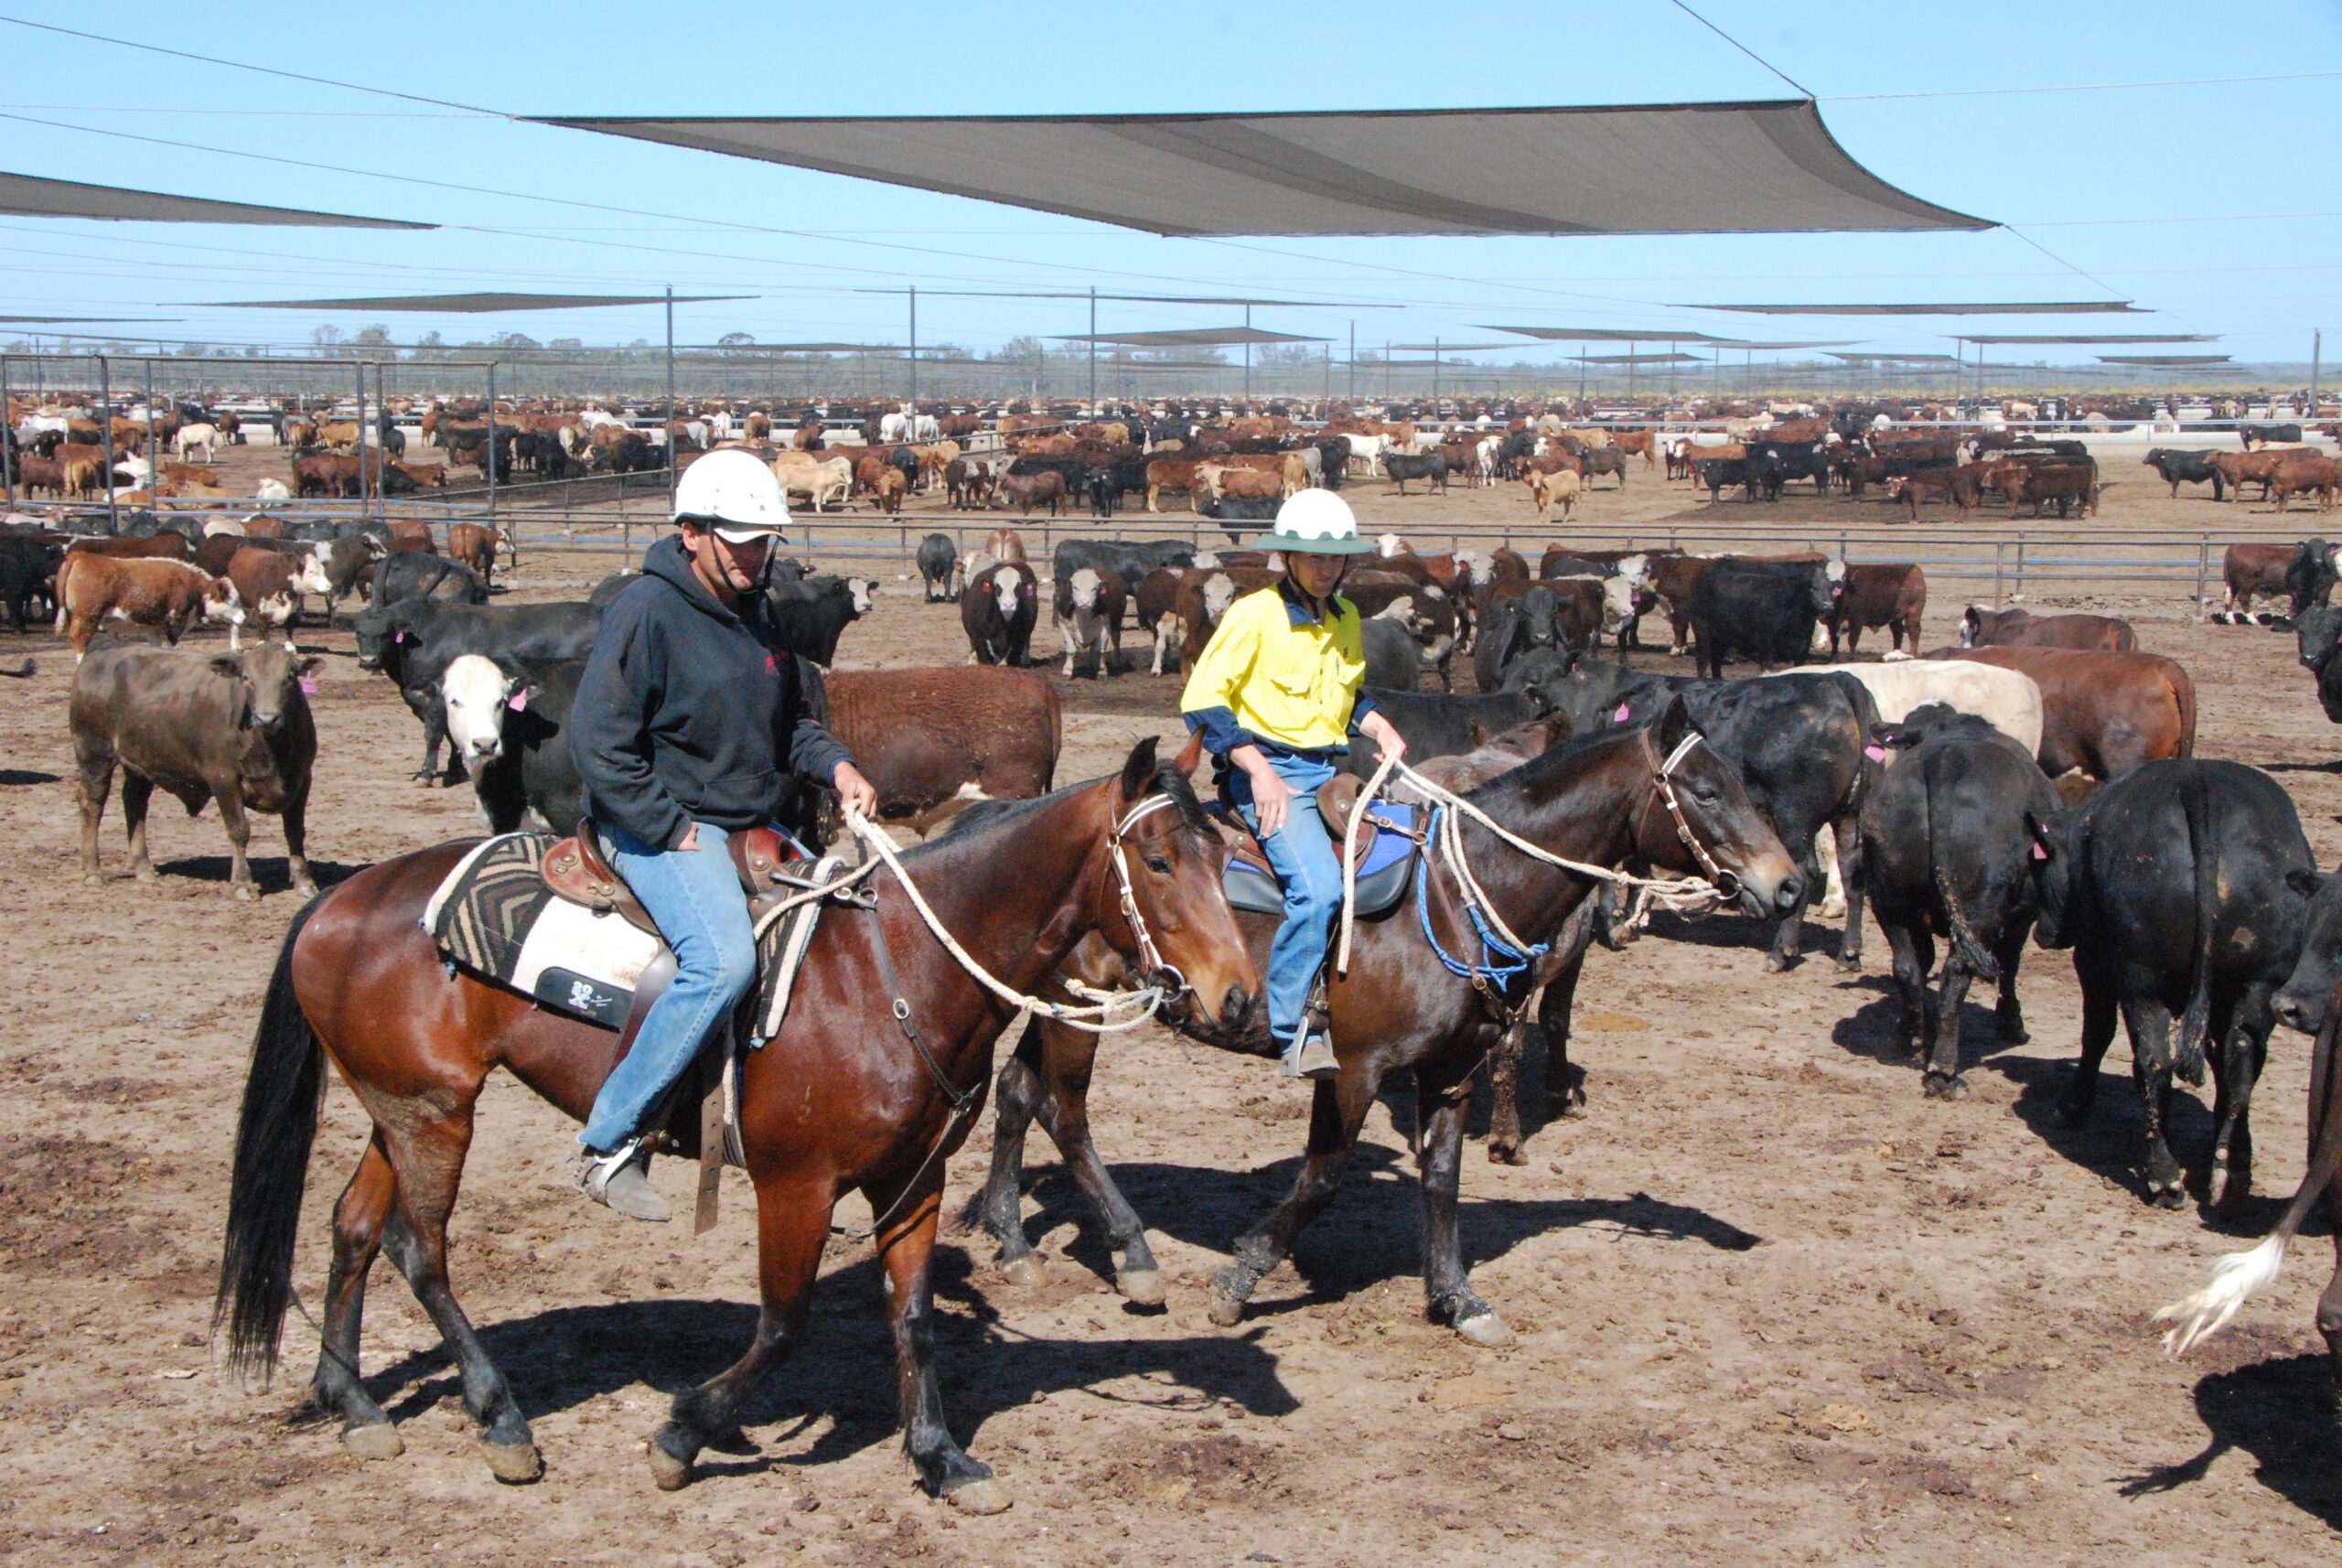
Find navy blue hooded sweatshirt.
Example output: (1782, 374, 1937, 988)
(570, 535, 855, 849)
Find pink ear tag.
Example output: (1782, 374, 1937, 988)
(1864, 744, 1887, 762)
(393, 629, 407, 644)
(2033, 842, 2048, 860)
(298, 677, 318, 694)
(1612, 703, 1631, 722)
(507, 690, 529, 712)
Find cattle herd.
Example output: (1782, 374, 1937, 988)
(11, 381, 2342, 1520)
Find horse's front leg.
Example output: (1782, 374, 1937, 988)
(878, 1187, 1010, 1513)
(1029, 1016, 1165, 1303)
(974, 1020, 1049, 1284)
(1419, 1043, 1512, 1346)
(1208, 1060, 1380, 1326)
(649, 1176, 831, 1491)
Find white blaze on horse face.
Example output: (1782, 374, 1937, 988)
(442, 654, 513, 765)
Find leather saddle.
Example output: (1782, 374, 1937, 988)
(543, 818, 793, 938)
(1219, 775, 1421, 920)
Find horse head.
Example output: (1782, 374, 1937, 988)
(1100, 737, 1257, 1036)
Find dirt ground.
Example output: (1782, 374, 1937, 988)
(5, 450, 2342, 1568)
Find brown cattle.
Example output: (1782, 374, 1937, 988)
(67, 534, 193, 563)
(14, 456, 64, 498)
(1144, 458, 1199, 512)
(1611, 428, 1659, 467)
(392, 460, 448, 489)
(944, 458, 994, 510)
(1647, 553, 1718, 656)
(872, 467, 909, 515)
(387, 520, 436, 555)
(1823, 564, 1927, 656)
(293, 452, 361, 499)
(1886, 467, 1981, 521)
(163, 461, 221, 488)
(70, 639, 320, 899)
(56, 553, 242, 659)
(1132, 565, 1194, 674)
(447, 523, 500, 585)
(1214, 467, 1283, 505)
(2005, 464, 2098, 519)
(2219, 542, 2294, 617)
(2211, 448, 2303, 502)
(1176, 567, 1284, 662)
(1525, 467, 1580, 524)
(1927, 645, 2194, 779)
(316, 421, 360, 449)
(983, 529, 1026, 564)
(998, 470, 1066, 517)
(823, 665, 1061, 834)
(224, 545, 332, 649)
(2269, 452, 2340, 514)
(1961, 606, 2137, 652)
(55, 443, 109, 497)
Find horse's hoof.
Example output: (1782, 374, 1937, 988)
(1206, 1272, 1248, 1327)
(1923, 1074, 1969, 1101)
(646, 1441, 693, 1491)
(480, 1439, 543, 1484)
(341, 1422, 403, 1461)
(2149, 1185, 2186, 1211)
(1763, 954, 1790, 974)
(1116, 1267, 1166, 1307)
(942, 1477, 1014, 1516)
(82, 873, 103, 887)
(1833, 954, 1862, 974)
(1454, 1312, 1513, 1348)
(997, 1254, 1044, 1288)
(231, 883, 260, 904)
(1487, 1142, 1526, 1166)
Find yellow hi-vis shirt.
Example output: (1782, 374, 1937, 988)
(1180, 585, 1369, 753)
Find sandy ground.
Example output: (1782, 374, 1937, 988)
(5, 451, 2342, 1567)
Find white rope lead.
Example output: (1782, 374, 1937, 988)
(843, 806, 1169, 1034)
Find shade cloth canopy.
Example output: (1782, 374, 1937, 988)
(0, 315, 177, 325)
(538, 101, 1990, 237)
(1955, 333, 2214, 345)
(1484, 325, 1742, 342)
(205, 292, 747, 312)
(2097, 354, 2232, 366)
(1828, 351, 1961, 363)
(1052, 327, 1327, 346)
(1710, 339, 1866, 350)
(874, 290, 1345, 306)
(1573, 352, 1704, 364)
(711, 341, 899, 353)
(1687, 301, 2145, 316)
(1388, 343, 1517, 351)
(0, 169, 429, 229)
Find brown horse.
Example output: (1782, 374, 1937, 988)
(214, 740, 1255, 1508)
(972, 699, 1799, 1342)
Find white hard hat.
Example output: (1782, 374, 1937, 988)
(673, 447, 789, 542)
(1255, 488, 1374, 555)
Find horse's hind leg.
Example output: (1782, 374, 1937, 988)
(1208, 1063, 1380, 1327)
(1029, 1017, 1165, 1303)
(880, 1197, 1009, 1513)
(974, 1019, 1049, 1285)
(1418, 1053, 1511, 1346)
(375, 1112, 541, 1481)
(315, 1132, 402, 1459)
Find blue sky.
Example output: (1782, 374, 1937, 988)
(4, 1, 2338, 369)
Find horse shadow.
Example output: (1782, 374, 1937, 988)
(0, 768, 60, 787)
(1004, 1144, 1759, 1315)
(2116, 1352, 2342, 1526)
(151, 854, 363, 894)
(365, 1245, 1298, 1476)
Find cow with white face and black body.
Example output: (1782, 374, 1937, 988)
(962, 560, 1037, 666)
(1054, 564, 1126, 679)
(761, 574, 873, 667)
(440, 653, 587, 832)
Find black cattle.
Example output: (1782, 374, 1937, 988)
(460, 657, 587, 833)
(2287, 538, 2337, 619)
(1686, 558, 1842, 679)
(2241, 422, 2305, 449)
(1337, 687, 1548, 780)
(587, 572, 640, 611)
(369, 552, 486, 609)
(961, 560, 1037, 666)
(763, 575, 871, 666)
(1473, 585, 1565, 692)
(0, 532, 65, 632)
(1359, 613, 1419, 691)
(1052, 538, 1195, 602)
(1007, 452, 1090, 501)
(1380, 451, 1449, 495)
(1694, 454, 1783, 502)
(2032, 758, 2315, 1209)
(2142, 447, 2226, 500)
(1085, 468, 1119, 520)
(1195, 493, 1280, 535)
(916, 532, 958, 601)
(351, 596, 600, 784)
(1312, 436, 1351, 489)
(1753, 441, 1832, 495)
(1860, 704, 2058, 1098)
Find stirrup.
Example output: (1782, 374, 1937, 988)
(568, 1137, 671, 1222)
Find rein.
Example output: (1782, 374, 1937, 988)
(1335, 736, 1731, 979)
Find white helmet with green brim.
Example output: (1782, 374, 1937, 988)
(1251, 489, 1377, 555)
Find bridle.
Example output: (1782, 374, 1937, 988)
(1105, 792, 1191, 1003)
(1631, 728, 1743, 902)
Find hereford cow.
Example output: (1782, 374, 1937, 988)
(2031, 760, 2315, 1209)
(1054, 564, 1126, 679)
(66, 534, 194, 563)
(763, 575, 872, 666)
(352, 596, 601, 783)
(1960, 606, 2137, 652)
(70, 639, 321, 900)
(56, 553, 242, 659)
(1928, 645, 2195, 779)
(1823, 564, 1926, 656)
(223, 545, 331, 649)
(823, 665, 1061, 835)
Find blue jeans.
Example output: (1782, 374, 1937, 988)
(1230, 753, 1343, 1049)
(578, 821, 757, 1154)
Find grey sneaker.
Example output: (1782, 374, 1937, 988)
(1281, 1034, 1339, 1080)
(570, 1138, 671, 1222)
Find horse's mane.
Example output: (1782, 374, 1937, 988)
(922, 761, 1209, 855)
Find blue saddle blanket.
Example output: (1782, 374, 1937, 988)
(1223, 801, 1419, 919)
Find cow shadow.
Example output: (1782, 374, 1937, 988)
(363, 1246, 1299, 1472)
(2116, 1352, 2342, 1525)
(150, 854, 363, 893)
(1985, 1050, 2266, 1216)
(994, 1145, 1758, 1316)
(2261, 761, 2342, 777)
(0, 768, 60, 787)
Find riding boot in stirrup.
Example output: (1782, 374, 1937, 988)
(1280, 983, 1339, 1080)
(569, 1136, 671, 1222)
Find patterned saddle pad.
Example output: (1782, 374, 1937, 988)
(422, 833, 848, 1039)
(1221, 801, 1420, 920)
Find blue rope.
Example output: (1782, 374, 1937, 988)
(1413, 806, 1549, 985)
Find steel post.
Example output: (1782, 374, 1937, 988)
(0, 354, 11, 503)
(101, 355, 116, 533)
(485, 363, 497, 530)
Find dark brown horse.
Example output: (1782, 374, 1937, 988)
(215, 740, 1255, 1509)
(972, 699, 1799, 1342)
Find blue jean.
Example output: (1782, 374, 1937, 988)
(578, 821, 757, 1153)
(1229, 753, 1343, 1048)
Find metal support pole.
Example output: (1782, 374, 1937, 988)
(101, 355, 116, 533)
(2314, 328, 2323, 419)
(355, 361, 370, 515)
(1348, 320, 1356, 403)
(2195, 532, 2210, 612)
(144, 359, 156, 495)
(0, 355, 12, 503)
(1243, 305, 1252, 405)
(1088, 286, 1096, 414)
(665, 286, 677, 511)
(908, 285, 918, 410)
(484, 362, 498, 531)
(1433, 338, 1441, 409)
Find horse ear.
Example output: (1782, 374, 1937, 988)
(1655, 694, 1692, 753)
(1118, 736, 1163, 806)
(1172, 730, 1205, 777)
(1467, 718, 1492, 746)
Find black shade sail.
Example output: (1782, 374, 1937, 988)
(1485, 325, 1736, 342)
(1051, 327, 1328, 347)
(1686, 301, 2146, 316)
(0, 315, 179, 325)
(2096, 354, 2233, 366)
(1828, 351, 1962, 363)
(0, 169, 430, 229)
(1573, 352, 1705, 364)
(1955, 333, 2214, 345)
(537, 102, 1991, 237)
(204, 293, 747, 312)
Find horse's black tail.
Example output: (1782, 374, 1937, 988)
(2172, 766, 2220, 1086)
(212, 891, 329, 1382)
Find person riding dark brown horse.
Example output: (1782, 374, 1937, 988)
(213, 739, 1255, 1510)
